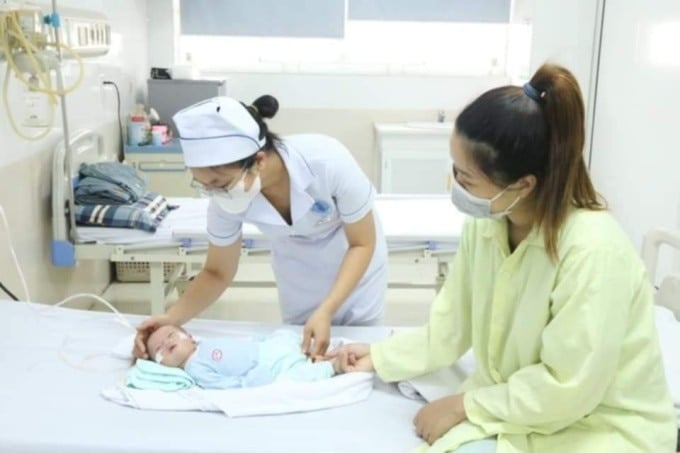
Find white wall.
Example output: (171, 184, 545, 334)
(529, 0, 604, 161)
(146, 0, 512, 111)
(590, 0, 680, 282)
(143, 0, 604, 185)
(146, 0, 604, 112)
(0, 0, 149, 303)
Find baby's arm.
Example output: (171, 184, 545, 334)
(189, 364, 246, 389)
(278, 359, 336, 382)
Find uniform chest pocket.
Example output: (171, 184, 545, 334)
(310, 199, 339, 225)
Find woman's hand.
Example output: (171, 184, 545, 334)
(413, 393, 467, 445)
(325, 343, 374, 373)
(302, 308, 333, 357)
(133, 314, 175, 359)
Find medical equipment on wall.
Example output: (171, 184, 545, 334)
(0, 1, 109, 141)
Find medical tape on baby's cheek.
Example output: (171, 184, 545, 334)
(154, 332, 188, 362)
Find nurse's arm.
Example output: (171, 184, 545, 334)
(319, 211, 377, 315)
(165, 239, 242, 324)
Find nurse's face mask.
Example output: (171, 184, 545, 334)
(450, 166, 521, 219)
(192, 165, 262, 214)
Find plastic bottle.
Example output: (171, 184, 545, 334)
(127, 104, 150, 146)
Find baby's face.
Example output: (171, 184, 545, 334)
(146, 325, 196, 367)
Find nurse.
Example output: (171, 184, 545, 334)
(329, 63, 676, 452)
(134, 95, 387, 359)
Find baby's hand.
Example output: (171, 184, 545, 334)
(330, 356, 343, 375)
(325, 343, 374, 373)
(311, 355, 345, 375)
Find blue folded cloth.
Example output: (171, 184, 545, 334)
(125, 359, 196, 391)
(75, 176, 135, 205)
(78, 162, 148, 202)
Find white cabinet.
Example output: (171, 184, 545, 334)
(124, 139, 197, 197)
(375, 122, 453, 194)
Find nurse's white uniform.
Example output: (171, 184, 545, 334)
(206, 134, 388, 326)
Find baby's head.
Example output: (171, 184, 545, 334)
(145, 325, 196, 367)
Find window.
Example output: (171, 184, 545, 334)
(177, 0, 532, 77)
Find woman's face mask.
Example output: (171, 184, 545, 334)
(212, 170, 261, 214)
(450, 173, 520, 219)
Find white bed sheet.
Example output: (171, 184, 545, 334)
(0, 300, 424, 453)
(2, 300, 675, 453)
(75, 195, 464, 247)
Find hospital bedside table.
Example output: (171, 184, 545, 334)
(374, 122, 453, 195)
(124, 139, 197, 197)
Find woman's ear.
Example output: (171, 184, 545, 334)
(514, 174, 537, 199)
(254, 150, 268, 171)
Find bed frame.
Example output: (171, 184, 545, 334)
(642, 228, 680, 319)
(52, 130, 460, 315)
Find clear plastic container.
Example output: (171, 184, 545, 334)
(127, 104, 150, 146)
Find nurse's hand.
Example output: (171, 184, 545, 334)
(413, 393, 467, 445)
(133, 314, 174, 359)
(302, 308, 332, 357)
(325, 343, 374, 373)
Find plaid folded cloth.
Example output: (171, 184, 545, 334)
(74, 191, 175, 233)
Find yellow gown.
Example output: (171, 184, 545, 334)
(372, 210, 676, 452)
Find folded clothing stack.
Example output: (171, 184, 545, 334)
(73, 162, 176, 232)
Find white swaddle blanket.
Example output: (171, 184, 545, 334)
(102, 333, 373, 417)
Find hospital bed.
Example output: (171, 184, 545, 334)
(1, 290, 679, 453)
(51, 130, 465, 315)
(0, 299, 427, 453)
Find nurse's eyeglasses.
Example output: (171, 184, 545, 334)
(189, 165, 249, 196)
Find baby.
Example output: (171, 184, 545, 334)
(144, 325, 344, 389)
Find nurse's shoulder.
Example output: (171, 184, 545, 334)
(282, 133, 357, 171)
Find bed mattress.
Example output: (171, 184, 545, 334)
(0, 299, 424, 453)
(2, 300, 676, 452)
(75, 195, 465, 248)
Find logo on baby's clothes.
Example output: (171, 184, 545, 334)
(211, 349, 223, 362)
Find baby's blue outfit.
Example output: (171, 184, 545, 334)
(183, 330, 335, 389)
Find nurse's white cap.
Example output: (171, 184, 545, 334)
(173, 96, 265, 168)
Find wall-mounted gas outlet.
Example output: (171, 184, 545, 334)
(22, 88, 50, 127)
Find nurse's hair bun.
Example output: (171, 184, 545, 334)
(251, 95, 279, 119)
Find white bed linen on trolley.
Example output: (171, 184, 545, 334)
(75, 195, 464, 247)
